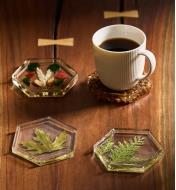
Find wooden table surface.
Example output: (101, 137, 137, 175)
(0, 0, 174, 190)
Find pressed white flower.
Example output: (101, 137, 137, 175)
(47, 76, 55, 86)
(36, 68, 47, 85)
(34, 68, 55, 87)
(34, 79, 45, 87)
(45, 69, 54, 80)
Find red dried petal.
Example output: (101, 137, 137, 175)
(26, 72, 35, 78)
(55, 71, 68, 79)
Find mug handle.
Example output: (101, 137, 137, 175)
(137, 50, 156, 80)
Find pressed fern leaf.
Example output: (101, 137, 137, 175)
(96, 136, 114, 155)
(110, 136, 145, 163)
(21, 129, 68, 155)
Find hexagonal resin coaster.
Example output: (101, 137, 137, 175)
(12, 117, 77, 166)
(12, 58, 78, 97)
(93, 129, 164, 173)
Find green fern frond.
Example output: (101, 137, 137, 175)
(110, 136, 145, 163)
(97, 136, 114, 155)
(96, 136, 145, 164)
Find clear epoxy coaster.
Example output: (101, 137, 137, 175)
(12, 58, 78, 97)
(93, 129, 164, 173)
(12, 117, 77, 166)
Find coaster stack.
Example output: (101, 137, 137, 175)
(87, 72, 152, 104)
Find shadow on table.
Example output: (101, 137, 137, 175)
(5, 132, 36, 168)
(10, 79, 128, 116)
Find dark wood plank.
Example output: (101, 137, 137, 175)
(0, 1, 57, 190)
(124, 1, 175, 190)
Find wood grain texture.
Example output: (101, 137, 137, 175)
(0, 1, 57, 190)
(0, 0, 174, 190)
(124, 0, 175, 189)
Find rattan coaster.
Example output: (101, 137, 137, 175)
(87, 72, 152, 104)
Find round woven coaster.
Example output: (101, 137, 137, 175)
(87, 72, 152, 104)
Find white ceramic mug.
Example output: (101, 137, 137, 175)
(92, 24, 156, 91)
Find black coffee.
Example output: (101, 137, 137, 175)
(100, 38, 139, 52)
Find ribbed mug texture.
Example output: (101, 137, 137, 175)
(92, 24, 155, 91)
(94, 43, 146, 90)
